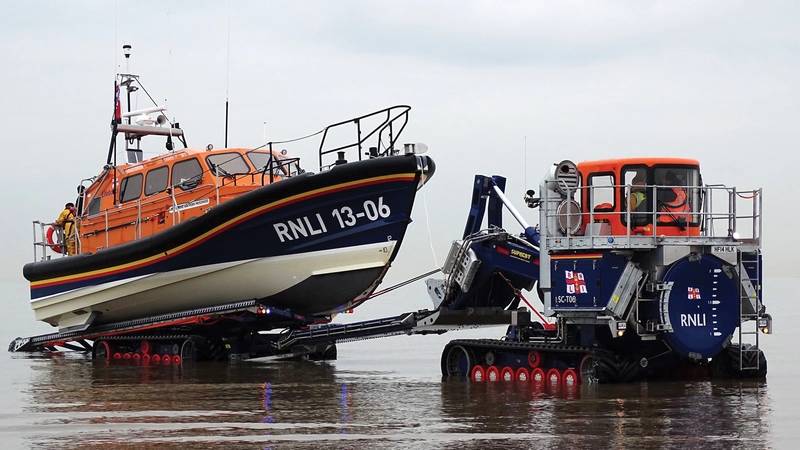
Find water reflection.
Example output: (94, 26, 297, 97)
(439, 379, 770, 448)
(8, 353, 773, 448)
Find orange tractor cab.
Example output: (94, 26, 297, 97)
(577, 157, 702, 237)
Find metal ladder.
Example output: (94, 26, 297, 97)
(737, 248, 762, 371)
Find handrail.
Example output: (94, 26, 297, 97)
(542, 181, 762, 248)
(31, 220, 78, 262)
(317, 105, 411, 169)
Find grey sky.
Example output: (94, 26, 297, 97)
(1, 0, 798, 308)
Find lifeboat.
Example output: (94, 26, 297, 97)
(23, 72, 435, 331)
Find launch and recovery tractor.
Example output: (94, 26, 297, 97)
(435, 157, 771, 384)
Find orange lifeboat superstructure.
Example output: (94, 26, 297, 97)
(77, 147, 295, 254)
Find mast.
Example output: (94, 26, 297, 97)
(224, 2, 231, 148)
(105, 45, 188, 204)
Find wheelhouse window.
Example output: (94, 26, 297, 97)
(207, 153, 250, 176)
(246, 151, 271, 172)
(171, 158, 203, 190)
(145, 166, 169, 196)
(86, 196, 101, 216)
(119, 174, 143, 203)
(622, 167, 649, 225)
(654, 166, 701, 225)
(587, 174, 614, 212)
(246, 149, 301, 177)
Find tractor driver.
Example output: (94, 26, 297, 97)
(657, 171, 691, 228)
(628, 173, 649, 225)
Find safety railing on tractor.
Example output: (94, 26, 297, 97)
(542, 181, 762, 250)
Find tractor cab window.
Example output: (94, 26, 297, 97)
(622, 167, 649, 225)
(588, 174, 614, 212)
(654, 167, 701, 226)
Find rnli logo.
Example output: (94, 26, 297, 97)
(565, 271, 587, 294)
(687, 287, 701, 300)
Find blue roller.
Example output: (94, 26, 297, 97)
(660, 255, 739, 359)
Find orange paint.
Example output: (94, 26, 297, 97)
(577, 157, 702, 237)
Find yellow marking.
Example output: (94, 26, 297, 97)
(551, 253, 603, 260)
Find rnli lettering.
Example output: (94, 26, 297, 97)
(680, 313, 707, 327)
(273, 196, 391, 243)
(274, 214, 327, 243)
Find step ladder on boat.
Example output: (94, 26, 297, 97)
(737, 248, 762, 371)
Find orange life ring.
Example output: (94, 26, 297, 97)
(45, 225, 63, 254)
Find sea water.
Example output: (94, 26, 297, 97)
(0, 278, 798, 449)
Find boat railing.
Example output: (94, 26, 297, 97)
(252, 106, 412, 172)
(542, 182, 762, 250)
(31, 220, 79, 262)
(317, 105, 410, 170)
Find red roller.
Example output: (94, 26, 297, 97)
(470, 365, 486, 383)
(172, 355, 182, 365)
(161, 354, 171, 364)
(151, 354, 161, 363)
(122, 352, 132, 360)
(500, 367, 515, 382)
(132, 353, 141, 361)
(546, 368, 562, 387)
(562, 368, 580, 387)
(515, 367, 530, 382)
(112, 352, 122, 360)
(531, 368, 546, 384)
(486, 365, 500, 382)
(527, 351, 541, 368)
(96, 341, 111, 362)
(142, 354, 151, 364)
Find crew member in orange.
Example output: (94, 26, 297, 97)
(657, 172, 691, 228)
(54, 202, 77, 255)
